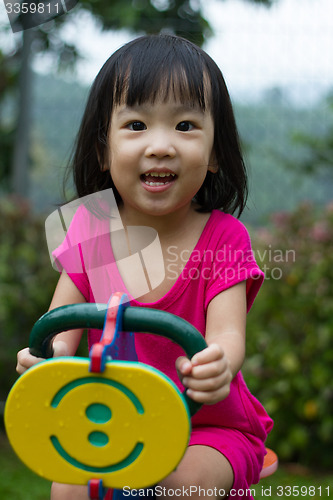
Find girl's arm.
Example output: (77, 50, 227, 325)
(176, 280, 247, 405)
(16, 272, 86, 374)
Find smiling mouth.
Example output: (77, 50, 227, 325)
(141, 172, 177, 186)
(50, 435, 144, 473)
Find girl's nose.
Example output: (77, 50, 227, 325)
(145, 131, 176, 158)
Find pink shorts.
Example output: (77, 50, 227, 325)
(190, 426, 266, 500)
(107, 428, 265, 500)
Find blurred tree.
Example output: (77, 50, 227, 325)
(0, 36, 19, 191)
(10, 30, 34, 197)
(290, 92, 333, 177)
(271, 91, 333, 190)
(0, 0, 275, 196)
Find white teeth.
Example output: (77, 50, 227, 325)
(145, 181, 166, 186)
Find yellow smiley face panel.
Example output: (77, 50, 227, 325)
(4, 358, 191, 489)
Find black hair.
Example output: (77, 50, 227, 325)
(67, 34, 248, 216)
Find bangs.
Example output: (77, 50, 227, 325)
(112, 35, 210, 111)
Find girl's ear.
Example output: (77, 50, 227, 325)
(101, 163, 109, 172)
(207, 151, 218, 174)
(97, 144, 110, 172)
(208, 164, 218, 174)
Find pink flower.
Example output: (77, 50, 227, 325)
(325, 201, 333, 214)
(255, 228, 273, 245)
(311, 221, 331, 242)
(271, 211, 290, 228)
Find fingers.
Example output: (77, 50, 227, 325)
(176, 356, 192, 376)
(191, 343, 224, 365)
(185, 372, 232, 405)
(16, 347, 44, 375)
(190, 354, 229, 380)
(177, 344, 232, 405)
(176, 344, 224, 375)
(183, 368, 231, 392)
(16, 341, 69, 375)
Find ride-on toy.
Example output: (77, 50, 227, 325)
(5, 293, 277, 500)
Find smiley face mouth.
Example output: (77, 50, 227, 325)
(50, 435, 144, 473)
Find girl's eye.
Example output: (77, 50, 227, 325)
(176, 121, 194, 132)
(128, 121, 146, 131)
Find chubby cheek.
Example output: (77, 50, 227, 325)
(110, 143, 140, 171)
(187, 156, 211, 182)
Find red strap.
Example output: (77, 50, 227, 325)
(88, 479, 104, 499)
(90, 292, 123, 373)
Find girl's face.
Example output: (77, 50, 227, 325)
(106, 95, 216, 219)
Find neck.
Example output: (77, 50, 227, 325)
(118, 203, 199, 239)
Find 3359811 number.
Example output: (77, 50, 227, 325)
(5, 2, 60, 14)
(276, 486, 330, 497)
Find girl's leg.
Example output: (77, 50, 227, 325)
(159, 445, 234, 500)
(50, 446, 233, 500)
(51, 482, 90, 500)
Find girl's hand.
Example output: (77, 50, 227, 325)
(16, 341, 69, 375)
(176, 343, 232, 405)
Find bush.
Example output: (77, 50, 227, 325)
(244, 202, 333, 469)
(0, 197, 58, 402)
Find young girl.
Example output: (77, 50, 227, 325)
(17, 34, 273, 500)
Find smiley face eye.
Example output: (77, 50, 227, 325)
(88, 431, 109, 447)
(86, 403, 112, 424)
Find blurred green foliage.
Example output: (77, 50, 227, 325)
(286, 92, 333, 177)
(0, 197, 58, 401)
(245, 202, 333, 469)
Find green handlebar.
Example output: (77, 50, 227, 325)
(29, 303, 208, 416)
(29, 304, 207, 359)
